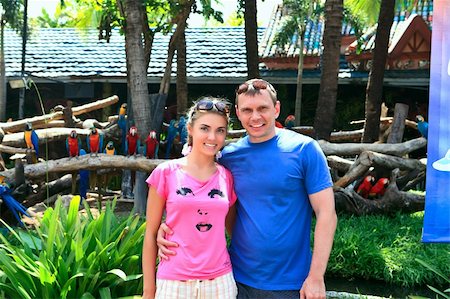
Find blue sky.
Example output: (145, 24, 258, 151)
(28, 0, 281, 27)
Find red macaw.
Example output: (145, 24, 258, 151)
(144, 130, 159, 159)
(368, 178, 389, 199)
(126, 125, 140, 156)
(356, 175, 375, 198)
(24, 122, 39, 157)
(87, 127, 103, 156)
(66, 130, 81, 158)
(284, 115, 295, 129)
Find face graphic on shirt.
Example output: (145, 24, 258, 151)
(175, 186, 225, 232)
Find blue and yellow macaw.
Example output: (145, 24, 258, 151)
(178, 116, 188, 146)
(165, 120, 178, 159)
(0, 183, 29, 226)
(79, 149, 89, 201)
(118, 103, 127, 153)
(104, 141, 117, 155)
(24, 122, 39, 157)
(416, 115, 428, 139)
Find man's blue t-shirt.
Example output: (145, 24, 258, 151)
(220, 129, 332, 290)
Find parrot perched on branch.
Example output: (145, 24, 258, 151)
(178, 117, 188, 146)
(87, 127, 103, 156)
(125, 125, 140, 156)
(144, 131, 159, 159)
(118, 103, 127, 153)
(284, 115, 295, 129)
(416, 115, 428, 139)
(24, 122, 39, 160)
(165, 120, 178, 159)
(66, 130, 81, 158)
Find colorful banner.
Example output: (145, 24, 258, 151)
(422, 0, 450, 243)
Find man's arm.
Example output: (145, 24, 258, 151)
(300, 187, 337, 299)
(156, 223, 178, 260)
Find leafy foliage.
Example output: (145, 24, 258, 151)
(0, 197, 145, 298)
(0, 0, 24, 32)
(328, 212, 450, 287)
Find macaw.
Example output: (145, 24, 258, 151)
(144, 131, 159, 159)
(79, 149, 89, 201)
(178, 117, 188, 146)
(125, 125, 140, 156)
(87, 127, 103, 156)
(118, 103, 127, 153)
(24, 122, 39, 157)
(368, 178, 389, 199)
(416, 115, 428, 139)
(104, 141, 117, 155)
(165, 119, 178, 159)
(66, 130, 81, 158)
(275, 120, 284, 128)
(284, 115, 296, 129)
(356, 175, 375, 199)
(0, 184, 29, 226)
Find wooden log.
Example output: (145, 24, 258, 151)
(0, 144, 29, 155)
(319, 137, 427, 157)
(22, 174, 73, 208)
(0, 154, 165, 182)
(350, 117, 417, 129)
(0, 112, 64, 133)
(0, 95, 119, 133)
(327, 155, 354, 173)
(70, 95, 119, 116)
(334, 169, 425, 215)
(1, 125, 120, 148)
(387, 103, 409, 143)
(63, 101, 75, 128)
(334, 151, 426, 188)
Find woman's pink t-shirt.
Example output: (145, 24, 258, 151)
(146, 159, 237, 280)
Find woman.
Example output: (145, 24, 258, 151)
(142, 97, 237, 299)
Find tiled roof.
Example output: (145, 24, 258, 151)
(5, 27, 264, 82)
(261, 0, 433, 59)
(346, 0, 433, 54)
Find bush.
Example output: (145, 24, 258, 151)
(328, 212, 450, 287)
(0, 197, 145, 299)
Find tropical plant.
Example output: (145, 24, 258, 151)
(0, 196, 145, 298)
(415, 258, 450, 299)
(274, 0, 322, 126)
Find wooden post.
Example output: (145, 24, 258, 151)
(63, 100, 75, 128)
(387, 103, 409, 144)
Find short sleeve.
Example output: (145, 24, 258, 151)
(303, 140, 333, 195)
(146, 164, 168, 199)
(224, 167, 237, 206)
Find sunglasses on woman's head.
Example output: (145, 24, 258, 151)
(236, 79, 275, 94)
(195, 99, 230, 114)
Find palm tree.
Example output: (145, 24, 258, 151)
(274, 0, 321, 126)
(0, 0, 23, 121)
(313, 0, 343, 140)
(244, 0, 259, 79)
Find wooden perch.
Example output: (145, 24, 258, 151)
(319, 137, 427, 157)
(334, 169, 425, 215)
(0, 95, 119, 133)
(0, 154, 165, 182)
(334, 151, 426, 188)
(1, 125, 120, 148)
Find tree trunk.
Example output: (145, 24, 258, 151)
(0, 20, 6, 122)
(294, 30, 305, 126)
(386, 103, 408, 143)
(176, 26, 188, 116)
(362, 0, 395, 143)
(313, 0, 343, 140)
(123, 0, 152, 142)
(244, 0, 260, 79)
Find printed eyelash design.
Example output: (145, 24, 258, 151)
(208, 189, 224, 198)
(176, 187, 194, 196)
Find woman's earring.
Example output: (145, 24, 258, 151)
(182, 143, 192, 156)
(215, 150, 222, 160)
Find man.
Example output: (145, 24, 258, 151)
(157, 79, 337, 298)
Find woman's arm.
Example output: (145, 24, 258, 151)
(142, 186, 166, 299)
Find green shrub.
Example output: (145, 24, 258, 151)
(0, 196, 145, 299)
(328, 212, 450, 287)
